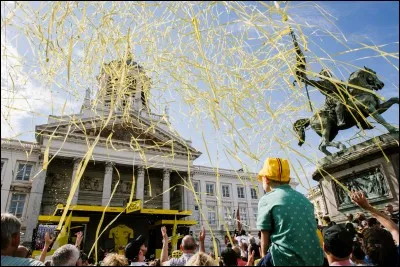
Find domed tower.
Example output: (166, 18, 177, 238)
(95, 50, 151, 114)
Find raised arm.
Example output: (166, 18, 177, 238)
(75, 231, 83, 249)
(199, 227, 205, 253)
(160, 226, 169, 265)
(39, 232, 54, 263)
(289, 27, 332, 94)
(350, 191, 399, 245)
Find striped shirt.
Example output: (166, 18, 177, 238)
(1, 256, 44, 266)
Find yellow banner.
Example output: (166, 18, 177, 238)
(126, 200, 141, 214)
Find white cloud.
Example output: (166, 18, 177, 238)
(1, 39, 80, 140)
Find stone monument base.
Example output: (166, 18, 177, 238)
(312, 131, 399, 223)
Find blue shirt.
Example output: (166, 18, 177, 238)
(257, 184, 324, 266)
(1, 256, 44, 266)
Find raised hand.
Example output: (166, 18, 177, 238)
(350, 191, 372, 210)
(75, 231, 84, 248)
(44, 232, 54, 247)
(161, 226, 168, 240)
(199, 227, 205, 243)
(246, 251, 255, 266)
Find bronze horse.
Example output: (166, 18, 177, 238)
(294, 67, 399, 155)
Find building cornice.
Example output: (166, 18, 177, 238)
(37, 129, 200, 159)
(313, 131, 399, 181)
(36, 114, 202, 158)
(191, 165, 257, 180)
(1, 139, 41, 152)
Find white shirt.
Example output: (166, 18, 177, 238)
(130, 262, 148, 266)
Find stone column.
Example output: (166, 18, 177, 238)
(71, 158, 81, 205)
(102, 162, 114, 206)
(245, 184, 254, 229)
(136, 166, 145, 201)
(182, 173, 189, 211)
(231, 183, 239, 218)
(24, 159, 47, 243)
(162, 169, 170, 210)
(1, 159, 13, 213)
(216, 176, 222, 228)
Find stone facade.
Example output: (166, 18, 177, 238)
(312, 131, 399, 223)
(306, 185, 328, 224)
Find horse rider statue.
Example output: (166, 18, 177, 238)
(289, 27, 399, 155)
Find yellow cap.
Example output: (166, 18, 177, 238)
(258, 157, 290, 182)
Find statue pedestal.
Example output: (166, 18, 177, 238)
(312, 131, 399, 223)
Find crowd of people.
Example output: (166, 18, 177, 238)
(1, 158, 399, 266)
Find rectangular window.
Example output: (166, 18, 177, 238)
(237, 186, 245, 198)
(193, 181, 200, 194)
(193, 205, 200, 221)
(15, 163, 33, 181)
(223, 206, 233, 221)
(253, 207, 258, 220)
(206, 183, 215, 196)
(222, 185, 230, 198)
(8, 193, 26, 218)
(239, 207, 248, 226)
(251, 188, 258, 199)
(208, 206, 216, 225)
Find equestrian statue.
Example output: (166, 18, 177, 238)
(290, 27, 399, 156)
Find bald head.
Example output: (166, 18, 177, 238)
(181, 235, 197, 252)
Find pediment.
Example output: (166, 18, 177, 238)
(35, 114, 201, 157)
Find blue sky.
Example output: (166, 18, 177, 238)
(1, 2, 398, 194)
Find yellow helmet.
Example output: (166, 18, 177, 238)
(172, 250, 182, 258)
(258, 157, 290, 183)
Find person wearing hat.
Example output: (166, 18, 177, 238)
(125, 235, 148, 266)
(323, 225, 353, 266)
(256, 158, 323, 266)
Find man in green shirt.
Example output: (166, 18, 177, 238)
(256, 158, 324, 266)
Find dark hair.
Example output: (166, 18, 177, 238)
(80, 251, 88, 262)
(354, 213, 366, 223)
(221, 248, 238, 266)
(351, 242, 365, 261)
(125, 242, 140, 261)
(323, 216, 331, 223)
(323, 225, 353, 258)
(345, 222, 356, 238)
(249, 244, 261, 260)
(362, 228, 397, 266)
(240, 230, 246, 236)
(367, 218, 378, 227)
